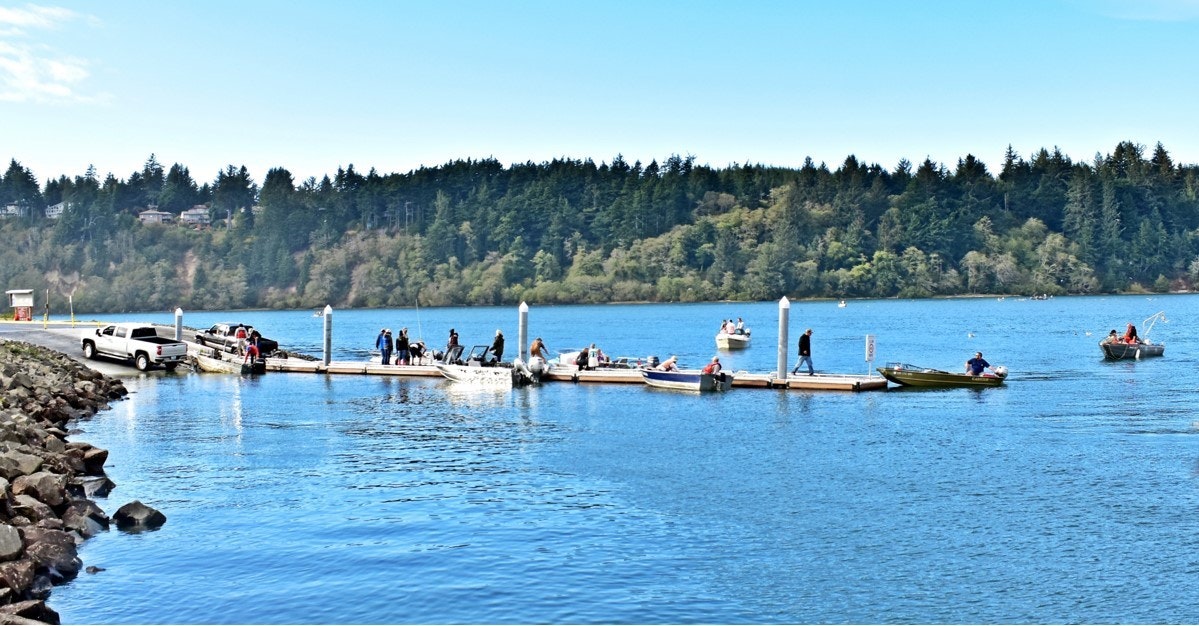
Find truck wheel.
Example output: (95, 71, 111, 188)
(164, 362, 178, 372)
(135, 353, 151, 371)
(196, 337, 205, 347)
(82, 342, 96, 359)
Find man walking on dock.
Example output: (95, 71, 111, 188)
(792, 328, 814, 375)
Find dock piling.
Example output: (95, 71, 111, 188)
(322, 305, 333, 366)
(777, 296, 790, 380)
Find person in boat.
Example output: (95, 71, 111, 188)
(1101, 329, 1119, 345)
(530, 337, 548, 360)
(491, 330, 505, 364)
(659, 355, 679, 372)
(966, 351, 997, 376)
(735, 317, 745, 334)
(792, 329, 814, 375)
(702, 356, 721, 374)
(1123, 323, 1139, 344)
(724, 319, 736, 334)
(447, 328, 459, 350)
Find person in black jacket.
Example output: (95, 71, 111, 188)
(491, 329, 505, 363)
(792, 328, 814, 375)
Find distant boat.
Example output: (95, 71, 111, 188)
(877, 363, 1007, 388)
(715, 329, 751, 350)
(838, 300, 847, 308)
(641, 369, 734, 392)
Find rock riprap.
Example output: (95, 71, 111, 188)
(0, 339, 161, 625)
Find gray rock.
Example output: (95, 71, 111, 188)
(20, 529, 81, 582)
(0, 526, 22, 562)
(12, 473, 66, 508)
(113, 501, 166, 530)
(0, 452, 41, 481)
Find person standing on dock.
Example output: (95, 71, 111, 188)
(395, 328, 410, 365)
(792, 328, 814, 375)
(377, 329, 393, 365)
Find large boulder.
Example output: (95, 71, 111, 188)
(59, 501, 108, 539)
(0, 527, 22, 562)
(20, 529, 80, 583)
(0, 452, 42, 482)
(12, 473, 66, 509)
(0, 559, 34, 597)
(113, 501, 166, 531)
(0, 598, 60, 624)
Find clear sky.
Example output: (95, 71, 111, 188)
(3, 0, 1199, 186)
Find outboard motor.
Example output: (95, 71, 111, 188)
(645, 355, 660, 369)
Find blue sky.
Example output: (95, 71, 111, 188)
(3, 0, 1199, 186)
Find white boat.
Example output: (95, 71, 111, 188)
(715, 329, 751, 350)
(193, 352, 264, 375)
(641, 369, 734, 392)
(434, 363, 516, 386)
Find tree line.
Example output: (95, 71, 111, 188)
(1, 142, 1197, 314)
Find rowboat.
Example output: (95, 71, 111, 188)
(193, 352, 265, 375)
(1099, 311, 1166, 360)
(876, 363, 1007, 388)
(641, 369, 734, 392)
(715, 330, 751, 350)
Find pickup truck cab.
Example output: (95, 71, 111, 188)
(196, 323, 279, 354)
(82, 323, 189, 371)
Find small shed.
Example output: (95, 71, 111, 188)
(6, 289, 33, 321)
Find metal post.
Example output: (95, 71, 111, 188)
(518, 302, 529, 362)
(777, 296, 790, 381)
(174, 308, 184, 341)
(322, 305, 333, 366)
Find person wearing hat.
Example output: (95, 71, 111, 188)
(377, 329, 394, 365)
(702, 355, 722, 375)
(490, 329, 505, 364)
(658, 355, 679, 372)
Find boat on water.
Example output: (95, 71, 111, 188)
(433, 344, 542, 386)
(641, 369, 734, 392)
(715, 330, 751, 350)
(876, 363, 1007, 388)
(193, 351, 265, 375)
(1099, 311, 1166, 360)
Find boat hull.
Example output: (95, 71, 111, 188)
(1100, 341, 1164, 360)
(877, 365, 1006, 388)
(193, 352, 264, 375)
(434, 364, 514, 386)
(715, 332, 750, 350)
(642, 369, 734, 392)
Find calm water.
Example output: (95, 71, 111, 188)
(48, 296, 1199, 624)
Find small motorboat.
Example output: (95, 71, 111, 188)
(1099, 311, 1166, 360)
(715, 329, 751, 350)
(876, 363, 1007, 388)
(641, 369, 734, 392)
(193, 351, 265, 375)
(433, 345, 538, 386)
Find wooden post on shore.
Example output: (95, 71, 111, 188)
(777, 296, 790, 381)
(322, 305, 333, 366)
(518, 302, 529, 363)
(174, 308, 183, 341)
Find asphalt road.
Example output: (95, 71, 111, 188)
(0, 325, 161, 378)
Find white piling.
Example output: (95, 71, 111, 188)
(518, 302, 529, 362)
(322, 305, 333, 366)
(777, 296, 790, 381)
(174, 307, 184, 341)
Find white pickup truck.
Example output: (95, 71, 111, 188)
(81, 323, 189, 371)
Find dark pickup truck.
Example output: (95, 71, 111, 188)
(195, 323, 280, 354)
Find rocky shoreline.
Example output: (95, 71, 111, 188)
(0, 338, 161, 625)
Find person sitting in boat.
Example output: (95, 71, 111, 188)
(1100, 329, 1119, 345)
(723, 319, 736, 334)
(702, 356, 722, 374)
(734, 318, 745, 334)
(1123, 323, 1139, 344)
(965, 352, 996, 376)
(658, 355, 679, 372)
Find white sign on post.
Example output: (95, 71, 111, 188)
(865, 334, 876, 363)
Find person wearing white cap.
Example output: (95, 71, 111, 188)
(490, 329, 505, 363)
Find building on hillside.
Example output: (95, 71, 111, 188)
(0, 204, 27, 218)
(45, 202, 66, 219)
(179, 206, 211, 227)
(138, 209, 173, 224)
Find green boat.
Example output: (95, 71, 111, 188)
(877, 363, 1007, 388)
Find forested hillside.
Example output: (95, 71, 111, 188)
(1, 142, 1197, 314)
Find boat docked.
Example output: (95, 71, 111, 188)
(876, 363, 1007, 388)
(432, 344, 541, 386)
(715, 329, 751, 350)
(193, 351, 265, 375)
(641, 369, 734, 392)
(433, 363, 517, 386)
(1099, 311, 1166, 360)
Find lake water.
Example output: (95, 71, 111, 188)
(48, 295, 1199, 623)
